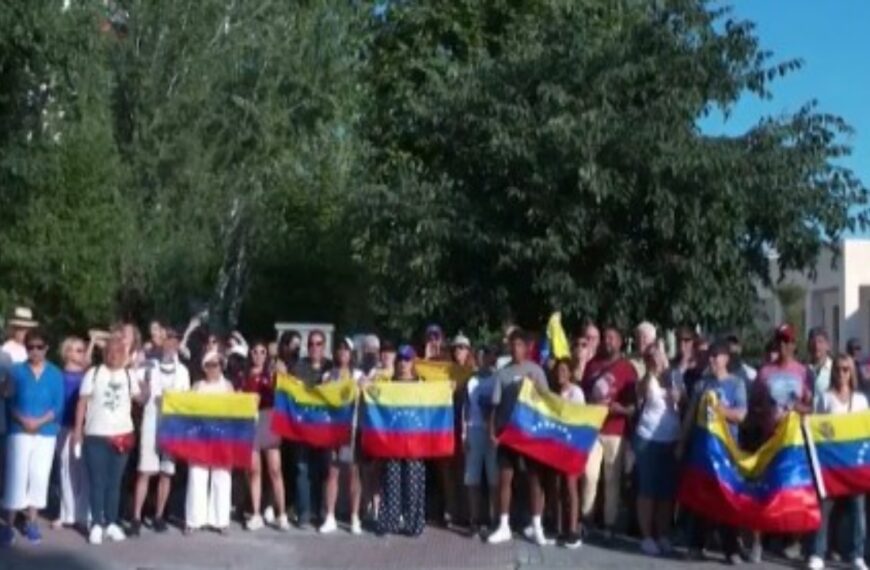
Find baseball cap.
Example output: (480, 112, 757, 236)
(775, 324, 796, 344)
(425, 324, 443, 339)
(397, 344, 416, 361)
(452, 333, 471, 348)
(338, 337, 354, 351)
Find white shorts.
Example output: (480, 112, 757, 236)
(3, 433, 57, 510)
(139, 418, 176, 475)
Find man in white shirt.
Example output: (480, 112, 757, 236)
(807, 328, 833, 410)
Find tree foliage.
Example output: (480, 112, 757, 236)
(1, 1, 867, 340)
(353, 0, 868, 335)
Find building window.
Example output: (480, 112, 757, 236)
(833, 305, 840, 349)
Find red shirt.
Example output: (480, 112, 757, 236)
(239, 369, 275, 410)
(582, 356, 638, 437)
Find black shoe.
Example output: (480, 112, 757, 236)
(153, 519, 168, 533)
(562, 531, 583, 550)
(129, 520, 141, 537)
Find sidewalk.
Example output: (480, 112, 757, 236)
(1, 522, 792, 570)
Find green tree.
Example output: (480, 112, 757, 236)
(353, 0, 868, 336)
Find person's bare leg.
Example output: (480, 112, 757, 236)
(324, 464, 339, 518)
(348, 464, 362, 520)
(133, 473, 151, 521)
(265, 449, 286, 516)
(155, 474, 172, 519)
(637, 497, 654, 539)
(249, 452, 262, 517)
(565, 475, 579, 535)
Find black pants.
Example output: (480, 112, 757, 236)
(690, 514, 740, 556)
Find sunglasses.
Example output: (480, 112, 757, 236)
(309, 340, 324, 348)
(27, 344, 47, 351)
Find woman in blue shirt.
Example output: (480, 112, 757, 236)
(0, 329, 64, 546)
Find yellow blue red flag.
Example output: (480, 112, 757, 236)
(499, 379, 607, 474)
(271, 374, 358, 448)
(806, 411, 870, 498)
(159, 392, 258, 469)
(361, 382, 455, 459)
(677, 393, 820, 533)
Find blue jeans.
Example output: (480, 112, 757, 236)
(294, 444, 326, 524)
(811, 496, 866, 560)
(83, 436, 129, 527)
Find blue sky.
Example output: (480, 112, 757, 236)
(699, 1, 870, 234)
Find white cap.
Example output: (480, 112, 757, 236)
(452, 333, 471, 348)
(201, 350, 223, 368)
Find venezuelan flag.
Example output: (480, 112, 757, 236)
(677, 393, 820, 533)
(158, 392, 258, 469)
(806, 411, 870, 498)
(499, 379, 607, 474)
(361, 382, 454, 459)
(271, 374, 358, 448)
(414, 359, 474, 383)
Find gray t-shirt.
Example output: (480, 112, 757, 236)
(491, 359, 548, 432)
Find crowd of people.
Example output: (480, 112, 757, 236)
(1, 304, 870, 569)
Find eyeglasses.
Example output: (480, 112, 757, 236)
(26, 344, 47, 351)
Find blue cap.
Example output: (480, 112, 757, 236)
(425, 324, 443, 338)
(397, 344, 416, 361)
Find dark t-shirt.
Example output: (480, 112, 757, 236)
(291, 357, 333, 387)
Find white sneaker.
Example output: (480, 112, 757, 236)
(276, 514, 290, 531)
(263, 506, 276, 525)
(807, 555, 825, 570)
(852, 558, 868, 570)
(319, 515, 337, 534)
(247, 515, 264, 531)
(104, 524, 125, 542)
(523, 524, 550, 546)
(350, 516, 363, 536)
(88, 525, 104, 545)
(641, 538, 661, 556)
(487, 524, 512, 544)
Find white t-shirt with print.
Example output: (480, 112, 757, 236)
(80, 365, 142, 436)
(817, 391, 869, 415)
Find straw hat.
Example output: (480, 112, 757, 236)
(7, 307, 38, 329)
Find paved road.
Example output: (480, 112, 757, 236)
(0, 522, 808, 570)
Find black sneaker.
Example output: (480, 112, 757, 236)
(153, 519, 168, 533)
(129, 520, 141, 537)
(562, 532, 583, 550)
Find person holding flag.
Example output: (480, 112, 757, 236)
(487, 328, 550, 546)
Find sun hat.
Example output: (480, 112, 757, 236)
(7, 307, 38, 329)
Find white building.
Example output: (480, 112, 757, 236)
(756, 239, 870, 350)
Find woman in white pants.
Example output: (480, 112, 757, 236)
(0, 329, 64, 546)
(185, 350, 234, 534)
(54, 336, 90, 528)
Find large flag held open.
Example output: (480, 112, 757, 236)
(271, 374, 358, 448)
(361, 382, 455, 459)
(677, 393, 820, 533)
(806, 411, 870, 498)
(498, 379, 607, 474)
(158, 392, 258, 469)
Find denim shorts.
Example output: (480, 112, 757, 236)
(634, 437, 678, 500)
